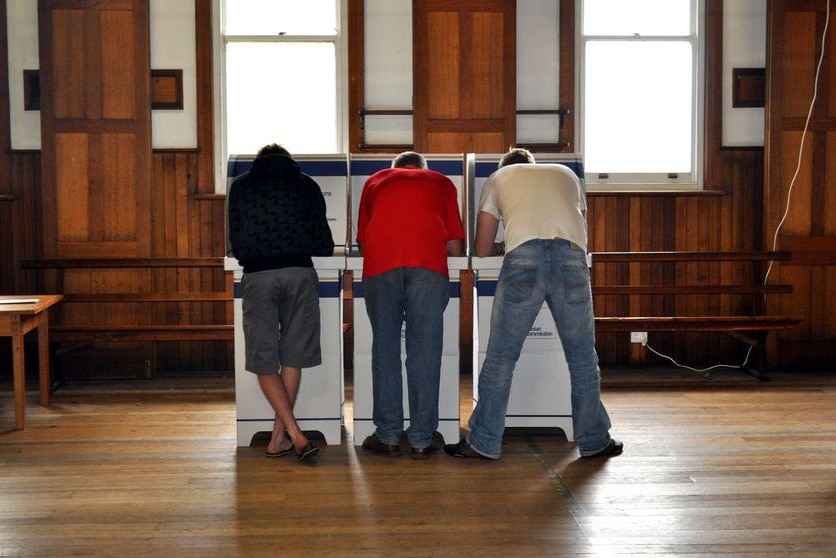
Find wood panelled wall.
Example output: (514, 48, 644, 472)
(764, 0, 836, 370)
(38, 0, 153, 259)
(1, 1, 833, 377)
(1, 149, 231, 378)
(412, 0, 517, 153)
(587, 150, 766, 367)
(0, 1, 231, 378)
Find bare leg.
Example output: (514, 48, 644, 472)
(258, 371, 309, 453)
(265, 367, 302, 454)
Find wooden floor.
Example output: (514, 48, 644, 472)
(1, 368, 835, 557)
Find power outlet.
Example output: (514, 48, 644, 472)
(630, 331, 648, 345)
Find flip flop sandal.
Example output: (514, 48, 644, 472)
(296, 443, 320, 462)
(265, 447, 295, 458)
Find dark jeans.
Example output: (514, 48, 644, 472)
(363, 267, 450, 448)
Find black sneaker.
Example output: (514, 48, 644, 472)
(443, 439, 493, 460)
(362, 434, 401, 457)
(581, 439, 623, 458)
(410, 443, 438, 460)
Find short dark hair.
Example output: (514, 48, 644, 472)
(391, 151, 428, 169)
(498, 147, 535, 168)
(257, 143, 292, 158)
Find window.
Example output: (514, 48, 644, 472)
(580, 0, 704, 189)
(220, 0, 343, 157)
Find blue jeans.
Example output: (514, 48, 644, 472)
(468, 239, 613, 458)
(363, 267, 450, 448)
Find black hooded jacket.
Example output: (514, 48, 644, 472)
(227, 153, 335, 273)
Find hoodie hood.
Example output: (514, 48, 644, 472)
(251, 153, 301, 180)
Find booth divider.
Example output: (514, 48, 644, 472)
(226, 152, 584, 447)
(346, 154, 466, 446)
(468, 153, 585, 442)
(226, 155, 348, 446)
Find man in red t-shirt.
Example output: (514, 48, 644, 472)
(357, 151, 465, 459)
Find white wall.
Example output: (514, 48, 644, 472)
(361, 0, 564, 146)
(7, 2, 39, 150)
(150, 0, 198, 149)
(6, 2, 766, 151)
(362, 0, 412, 145)
(723, 0, 767, 146)
(5, 0, 198, 150)
(517, 0, 561, 144)
(361, 1, 766, 148)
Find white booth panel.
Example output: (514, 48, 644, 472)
(226, 154, 349, 446)
(468, 154, 586, 442)
(346, 154, 466, 445)
(348, 154, 466, 254)
(347, 258, 466, 446)
(473, 275, 573, 438)
(473, 270, 573, 439)
(470, 153, 585, 249)
(228, 260, 345, 446)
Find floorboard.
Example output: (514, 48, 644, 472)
(1, 368, 835, 557)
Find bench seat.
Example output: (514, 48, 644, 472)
(49, 325, 234, 343)
(594, 315, 803, 332)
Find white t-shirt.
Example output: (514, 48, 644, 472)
(478, 163, 588, 253)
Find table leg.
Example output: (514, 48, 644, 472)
(11, 315, 25, 430)
(38, 314, 51, 407)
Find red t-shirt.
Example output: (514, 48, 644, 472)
(357, 167, 465, 278)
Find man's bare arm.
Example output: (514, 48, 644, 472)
(474, 212, 501, 257)
(447, 239, 464, 257)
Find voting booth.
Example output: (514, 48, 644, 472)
(225, 154, 348, 446)
(347, 154, 467, 445)
(469, 153, 587, 441)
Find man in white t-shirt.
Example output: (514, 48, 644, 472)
(444, 147, 622, 460)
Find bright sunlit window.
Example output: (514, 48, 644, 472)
(222, 0, 342, 156)
(580, 0, 704, 189)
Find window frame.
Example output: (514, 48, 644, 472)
(578, 0, 705, 191)
(213, 0, 347, 193)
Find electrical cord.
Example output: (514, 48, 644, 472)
(643, 340, 751, 378)
(764, 0, 830, 286)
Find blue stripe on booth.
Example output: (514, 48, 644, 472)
(227, 156, 348, 178)
(227, 157, 254, 178)
(475, 160, 584, 179)
(318, 281, 341, 298)
(349, 158, 464, 177)
(475, 161, 498, 178)
(558, 161, 584, 178)
(428, 159, 464, 175)
(476, 280, 498, 296)
(349, 159, 390, 176)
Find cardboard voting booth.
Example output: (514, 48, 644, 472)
(347, 154, 466, 445)
(469, 153, 586, 441)
(226, 154, 348, 446)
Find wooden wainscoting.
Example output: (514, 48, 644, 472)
(21, 257, 232, 380)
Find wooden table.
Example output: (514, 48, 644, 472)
(0, 295, 63, 429)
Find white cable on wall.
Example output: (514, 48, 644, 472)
(765, 0, 830, 285)
(649, 0, 830, 376)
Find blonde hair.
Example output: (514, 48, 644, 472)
(498, 147, 535, 168)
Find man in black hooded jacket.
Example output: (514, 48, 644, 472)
(228, 144, 334, 462)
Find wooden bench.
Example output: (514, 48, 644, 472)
(45, 324, 233, 343)
(21, 258, 233, 345)
(589, 251, 803, 380)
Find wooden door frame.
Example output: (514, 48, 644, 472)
(348, 0, 577, 154)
